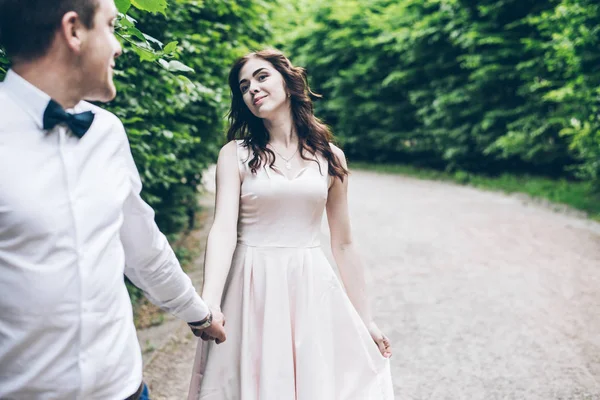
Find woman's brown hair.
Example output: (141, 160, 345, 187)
(226, 49, 348, 181)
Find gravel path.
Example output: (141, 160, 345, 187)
(142, 169, 600, 399)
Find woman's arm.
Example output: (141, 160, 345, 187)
(326, 144, 392, 358)
(200, 140, 241, 309)
(326, 144, 372, 323)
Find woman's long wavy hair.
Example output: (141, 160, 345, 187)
(226, 49, 348, 181)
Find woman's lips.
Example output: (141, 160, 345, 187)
(254, 95, 267, 105)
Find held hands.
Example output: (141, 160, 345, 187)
(368, 321, 392, 359)
(189, 308, 227, 344)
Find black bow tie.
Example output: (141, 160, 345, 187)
(42, 99, 95, 138)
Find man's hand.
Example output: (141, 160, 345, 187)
(190, 309, 227, 344)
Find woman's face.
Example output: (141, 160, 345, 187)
(238, 57, 289, 119)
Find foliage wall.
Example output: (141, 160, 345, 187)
(278, 0, 600, 187)
(106, 0, 274, 234)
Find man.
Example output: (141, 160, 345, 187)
(0, 0, 226, 398)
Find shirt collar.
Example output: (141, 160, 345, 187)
(2, 69, 52, 130)
(2, 69, 83, 130)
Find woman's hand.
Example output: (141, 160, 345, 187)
(202, 309, 227, 344)
(191, 307, 227, 344)
(368, 321, 392, 359)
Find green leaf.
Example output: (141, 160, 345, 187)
(130, 0, 167, 15)
(144, 33, 163, 47)
(164, 41, 178, 54)
(115, 0, 131, 14)
(119, 15, 135, 28)
(158, 59, 170, 69)
(167, 60, 194, 73)
(132, 45, 159, 62)
(126, 27, 147, 42)
(125, 15, 138, 24)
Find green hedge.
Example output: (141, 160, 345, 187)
(105, 0, 276, 235)
(277, 0, 600, 190)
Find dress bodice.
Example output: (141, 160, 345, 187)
(235, 140, 329, 248)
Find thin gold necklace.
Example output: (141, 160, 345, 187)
(269, 144, 299, 170)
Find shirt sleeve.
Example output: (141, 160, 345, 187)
(118, 126, 209, 323)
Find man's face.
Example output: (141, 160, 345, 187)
(79, 0, 122, 102)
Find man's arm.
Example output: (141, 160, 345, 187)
(117, 126, 224, 342)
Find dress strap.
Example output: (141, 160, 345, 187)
(315, 151, 332, 188)
(235, 140, 250, 182)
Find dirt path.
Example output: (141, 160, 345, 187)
(140, 169, 600, 399)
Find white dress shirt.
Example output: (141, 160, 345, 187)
(0, 70, 209, 399)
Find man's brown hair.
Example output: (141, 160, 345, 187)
(0, 0, 99, 62)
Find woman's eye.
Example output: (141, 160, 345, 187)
(241, 86, 249, 94)
(258, 74, 268, 81)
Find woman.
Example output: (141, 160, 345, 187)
(188, 49, 394, 399)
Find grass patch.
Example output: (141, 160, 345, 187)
(352, 162, 600, 221)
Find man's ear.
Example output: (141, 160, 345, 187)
(59, 11, 86, 54)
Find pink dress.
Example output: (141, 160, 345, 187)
(188, 141, 394, 400)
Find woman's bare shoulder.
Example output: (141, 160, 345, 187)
(328, 142, 348, 167)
